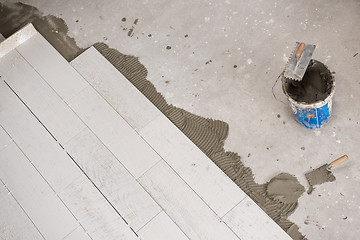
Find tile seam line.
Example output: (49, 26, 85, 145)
(62, 225, 93, 240)
(0, 178, 46, 240)
(64, 151, 137, 233)
(135, 210, 191, 240)
(63, 108, 164, 233)
(2, 80, 59, 143)
(15, 48, 74, 108)
(223, 197, 292, 240)
(137, 159, 241, 239)
(13, 46, 91, 119)
(134, 210, 163, 233)
(220, 195, 248, 219)
(118, 157, 179, 233)
(135, 160, 201, 240)
(64, 99, 156, 182)
(136, 122, 244, 220)
(0, 125, 86, 239)
(69, 55, 162, 132)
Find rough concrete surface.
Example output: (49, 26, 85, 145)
(1, 1, 359, 239)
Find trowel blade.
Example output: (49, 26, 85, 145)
(305, 164, 336, 186)
(284, 42, 316, 81)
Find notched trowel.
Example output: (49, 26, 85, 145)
(305, 155, 349, 194)
(284, 42, 316, 81)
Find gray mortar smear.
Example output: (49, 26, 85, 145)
(0, 2, 84, 61)
(305, 164, 336, 194)
(283, 59, 334, 104)
(267, 173, 305, 204)
(0, 2, 307, 240)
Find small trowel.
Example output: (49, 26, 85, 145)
(305, 155, 349, 194)
(284, 42, 316, 81)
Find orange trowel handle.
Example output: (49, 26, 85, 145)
(295, 43, 306, 59)
(330, 155, 349, 168)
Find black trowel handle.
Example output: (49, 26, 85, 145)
(295, 43, 306, 59)
(330, 155, 349, 168)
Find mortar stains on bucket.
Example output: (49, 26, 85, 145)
(282, 59, 335, 129)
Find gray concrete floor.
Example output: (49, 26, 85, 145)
(2, 1, 360, 239)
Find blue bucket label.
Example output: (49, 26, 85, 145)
(290, 99, 332, 129)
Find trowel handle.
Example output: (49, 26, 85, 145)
(330, 155, 349, 168)
(295, 43, 306, 59)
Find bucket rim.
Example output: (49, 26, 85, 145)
(285, 80, 335, 108)
(282, 60, 335, 109)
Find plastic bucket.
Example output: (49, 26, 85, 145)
(282, 60, 335, 129)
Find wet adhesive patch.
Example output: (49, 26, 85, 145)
(266, 173, 305, 204)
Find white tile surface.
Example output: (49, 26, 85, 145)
(223, 197, 292, 240)
(62, 226, 92, 240)
(137, 211, 189, 240)
(71, 47, 161, 131)
(0, 142, 78, 240)
(0, 50, 86, 145)
(65, 128, 161, 232)
(0, 125, 12, 151)
(0, 181, 44, 240)
(0, 98, 82, 193)
(16, 33, 89, 102)
(138, 160, 240, 240)
(68, 85, 161, 178)
(59, 174, 138, 240)
(139, 114, 247, 217)
(0, 78, 17, 113)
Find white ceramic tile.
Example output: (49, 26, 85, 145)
(222, 197, 292, 240)
(62, 225, 92, 240)
(0, 181, 44, 240)
(139, 114, 247, 217)
(68, 85, 161, 178)
(0, 99, 82, 193)
(137, 211, 189, 240)
(16, 33, 89, 102)
(59, 174, 138, 240)
(138, 160, 240, 240)
(0, 142, 78, 240)
(64, 128, 161, 232)
(0, 50, 86, 145)
(71, 47, 161, 131)
(0, 78, 17, 113)
(0, 125, 12, 151)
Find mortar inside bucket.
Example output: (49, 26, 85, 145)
(282, 59, 335, 129)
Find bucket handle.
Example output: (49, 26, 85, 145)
(272, 71, 287, 105)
